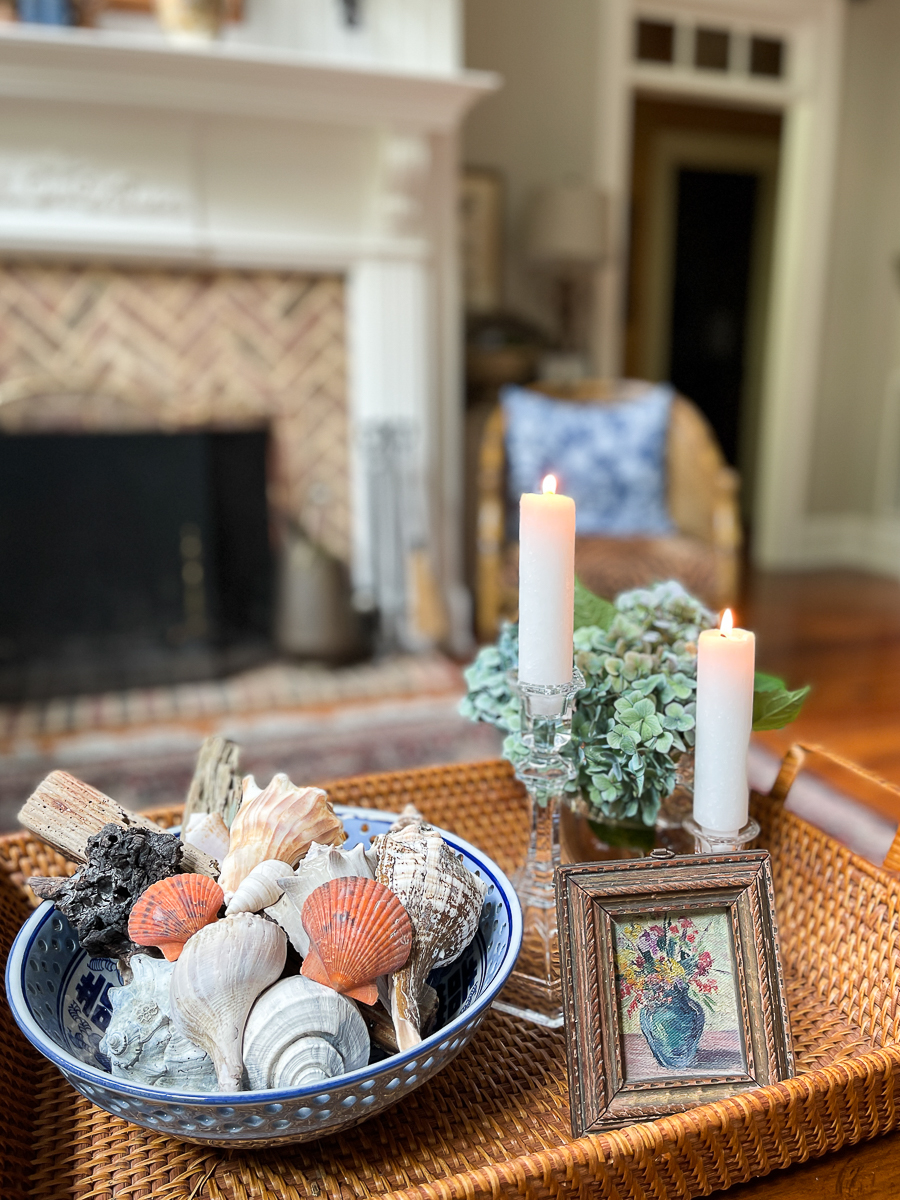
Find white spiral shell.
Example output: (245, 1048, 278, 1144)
(99, 954, 217, 1092)
(224, 859, 294, 915)
(373, 821, 486, 1052)
(243, 975, 369, 1090)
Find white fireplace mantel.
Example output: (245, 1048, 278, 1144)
(0, 25, 496, 266)
(0, 24, 499, 652)
(0, 25, 494, 131)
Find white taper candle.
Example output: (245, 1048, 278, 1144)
(692, 610, 756, 834)
(517, 475, 575, 686)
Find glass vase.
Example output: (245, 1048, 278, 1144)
(560, 750, 696, 863)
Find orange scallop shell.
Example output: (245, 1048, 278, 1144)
(300, 876, 412, 1005)
(128, 874, 224, 961)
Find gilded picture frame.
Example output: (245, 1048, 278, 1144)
(557, 850, 794, 1136)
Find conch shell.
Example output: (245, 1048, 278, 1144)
(170, 912, 286, 1091)
(127, 874, 223, 961)
(183, 812, 230, 865)
(374, 821, 486, 1051)
(300, 876, 412, 1005)
(218, 775, 345, 897)
(225, 859, 294, 916)
(268, 841, 374, 956)
(388, 803, 425, 833)
(243, 975, 369, 1089)
(100, 954, 217, 1092)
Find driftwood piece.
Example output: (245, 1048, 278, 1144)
(182, 736, 242, 831)
(28, 876, 66, 901)
(18, 770, 217, 877)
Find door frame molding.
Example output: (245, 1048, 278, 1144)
(591, 0, 846, 571)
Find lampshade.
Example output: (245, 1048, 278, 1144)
(526, 183, 607, 265)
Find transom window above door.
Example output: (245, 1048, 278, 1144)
(634, 17, 787, 81)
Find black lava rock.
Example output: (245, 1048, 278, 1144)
(49, 823, 185, 958)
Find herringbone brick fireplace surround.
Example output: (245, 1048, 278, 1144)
(0, 262, 351, 564)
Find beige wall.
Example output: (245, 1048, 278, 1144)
(462, 0, 600, 333)
(808, 0, 900, 518)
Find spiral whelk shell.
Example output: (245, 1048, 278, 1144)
(218, 774, 345, 897)
(170, 912, 287, 1091)
(374, 821, 487, 1051)
(225, 859, 294, 916)
(100, 954, 217, 1092)
(127, 874, 223, 961)
(300, 876, 412, 1005)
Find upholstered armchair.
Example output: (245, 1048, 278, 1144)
(475, 379, 741, 641)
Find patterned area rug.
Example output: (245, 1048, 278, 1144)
(0, 654, 502, 831)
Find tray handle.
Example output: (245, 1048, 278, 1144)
(764, 741, 900, 871)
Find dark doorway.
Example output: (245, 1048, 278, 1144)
(0, 430, 274, 700)
(668, 168, 758, 465)
(625, 96, 781, 517)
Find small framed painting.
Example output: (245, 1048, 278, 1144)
(557, 850, 794, 1135)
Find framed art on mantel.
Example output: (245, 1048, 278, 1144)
(460, 168, 503, 314)
(556, 850, 794, 1136)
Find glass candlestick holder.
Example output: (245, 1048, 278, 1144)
(494, 666, 584, 1028)
(682, 815, 760, 854)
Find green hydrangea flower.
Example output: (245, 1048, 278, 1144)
(459, 581, 715, 826)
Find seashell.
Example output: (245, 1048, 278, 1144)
(218, 774, 345, 897)
(170, 912, 286, 1091)
(183, 812, 231, 865)
(225, 859, 294, 916)
(267, 841, 374, 956)
(388, 803, 426, 834)
(100, 954, 218, 1092)
(127, 874, 223, 961)
(300, 876, 412, 1005)
(374, 822, 487, 1051)
(243, 975, 369, 1089)
(365, 981, 438, 1055)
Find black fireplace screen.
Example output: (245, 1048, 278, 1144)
(0, 430, 274, 700)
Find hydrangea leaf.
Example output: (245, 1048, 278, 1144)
(752, 672, 811, 731)
(573, 576, 616, 632)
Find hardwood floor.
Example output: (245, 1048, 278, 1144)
(720, 567, 900, 1196)
(741, 569, 900, 819)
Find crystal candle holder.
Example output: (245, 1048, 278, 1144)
(494, 666, 584, 1028)
(682, 815, 761, 854)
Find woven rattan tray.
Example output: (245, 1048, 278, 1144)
(2, 752, 899, 1200)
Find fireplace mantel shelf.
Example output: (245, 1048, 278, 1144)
(0, 23, 497, 130)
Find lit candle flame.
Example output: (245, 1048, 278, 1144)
(542, 474, 557, 495)
(719, 608, 734, 634)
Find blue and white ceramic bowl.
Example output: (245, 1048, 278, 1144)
(6, 806, 522, 1147)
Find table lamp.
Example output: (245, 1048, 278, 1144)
(525, 183, 607, 375)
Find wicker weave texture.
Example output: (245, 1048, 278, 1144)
(1, 758, 899, 1200)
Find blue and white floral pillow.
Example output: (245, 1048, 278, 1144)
(501, 382, 675, 537)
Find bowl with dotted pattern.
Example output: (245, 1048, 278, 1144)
(5, 806, 522, 1147)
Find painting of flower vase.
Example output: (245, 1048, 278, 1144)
(614, 911, 746, 1081)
